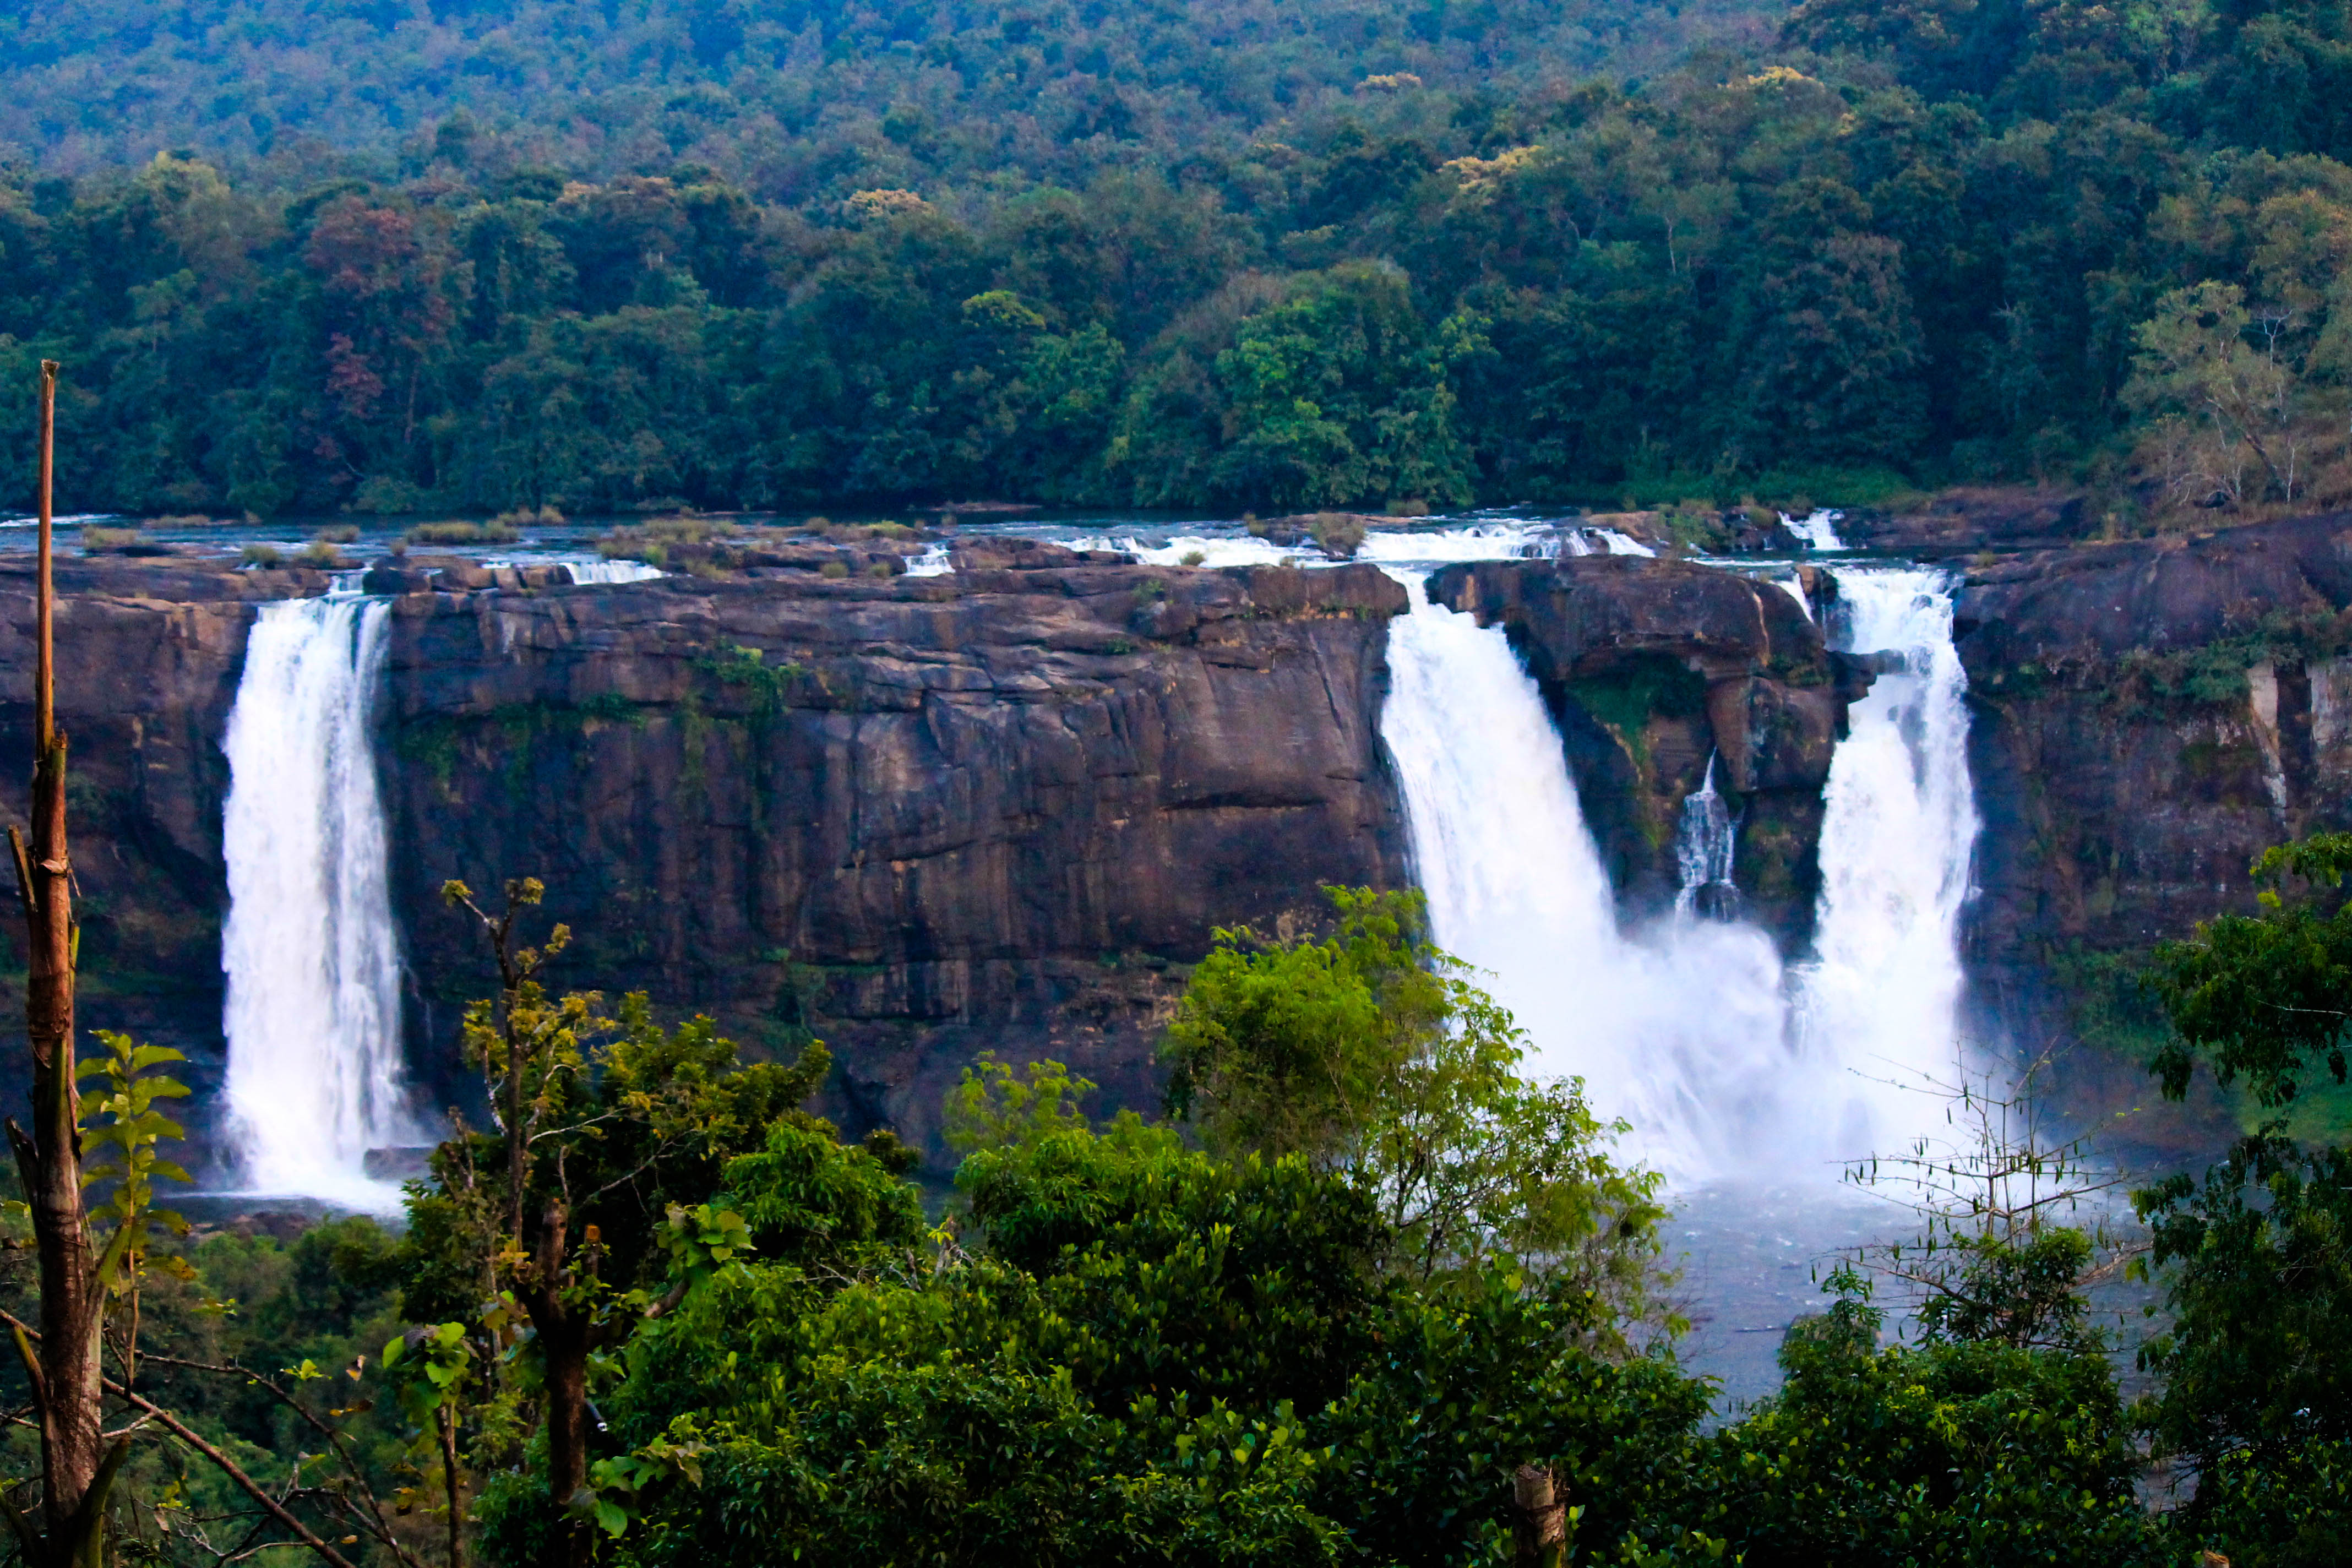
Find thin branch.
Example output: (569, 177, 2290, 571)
(104, 1384, 358, 1568)
(123, 1349, 425, 1568)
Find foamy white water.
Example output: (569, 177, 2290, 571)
(1784, 509, 1847, 551)
(903, 543, 954, 575)
(563, 558, 663, 584)
(1376, 561, 1978, 1183)
(1380, 573, 1798, 1178)
(1790, 568, 1980, 1152)
(1057, 520, 1643, 569)
(1674, 756, 1739, 918)
(220, 595, 412, 1211)
(1065, 532, 1309, 567)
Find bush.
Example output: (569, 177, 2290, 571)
(241, 542, 282, 566)
(818, 559, 850, 579)
(1704, 1271, 2163, 1565)
(407, 519, 520, 545)
(1310, 511, 1367, 558)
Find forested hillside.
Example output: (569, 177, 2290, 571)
(0, 0, 1783, 183)
(2, 0, 2351, 520)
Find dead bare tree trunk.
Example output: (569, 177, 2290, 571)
(6, 360, 112, 1568)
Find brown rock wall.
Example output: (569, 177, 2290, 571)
(0, 553, 1411, 1169)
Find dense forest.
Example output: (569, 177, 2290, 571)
(4, 0, 2352, 518)
(12, 875, 2350, 1566)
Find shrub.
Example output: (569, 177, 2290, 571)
(1310, 511, 1366, 558)
(408, 519, 520, 545)
(241, 543, 282, 567)
(819, 559, 850, 579)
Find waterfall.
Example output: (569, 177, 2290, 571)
(1783, 509, 1846, 551)
(1791, 567, 1981, 1152)
(1376, 562, 1979, 1182)
(1380, 573, 1798, 1178)
(1674, 756, 1740, 920)
(1590, 528, 1656, 557)
(219, 593, 413, 1210)
(563, 558, 663, 584)
(903, 543, 954, 576)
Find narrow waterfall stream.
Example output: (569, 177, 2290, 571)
(219, 593, 413, 1210)
(1674, 756, 1739, 919)
(1793, 568, 1981, 1156)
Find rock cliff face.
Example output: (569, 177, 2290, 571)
(13, 512, 2352, 1179)
(1953, 513, 2352, 1103)
(1428, 556, 1864, 944)
(381, 557, 1411, 1157)
(0, 551, 1412, 1167)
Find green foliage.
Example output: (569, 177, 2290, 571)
(16, 0, 2352, 512)
(944, 1053, 1104, 1154)
(1163, 888, 1670, 1330)
(1701, 1269, 2163, 1566)
(74, 1029, 193, 1289)
(2131, 830, 2352, 1564)
(603, 1104, 1714, 1567)
(2133, 1133, 2352, 1559)
(2146, 831, 2352, 1106)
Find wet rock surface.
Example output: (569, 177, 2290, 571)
(1842, 487, 2094, 554)
(10, 514, 2352, 1175)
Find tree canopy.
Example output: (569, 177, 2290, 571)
(10, 2, 2352, 518)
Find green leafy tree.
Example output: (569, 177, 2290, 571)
(403, 877, 820, 1568)
(1163, 887, 1669, 1332)
(2136, 831, 2352, 1564)
(1704, 1265, 2162, 1567)
(2125, 280, 2315, 507)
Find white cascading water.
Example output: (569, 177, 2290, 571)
(1790, 568, 1981, 1156)
(1783, 509, 1847, 551)
(1376, 550, 1979, 1182)
(563, 558, 664, 584)
(1674, 756, 1739, 919)
(1379, 568, 1796, 1178)
(219, 592, 413, 1210)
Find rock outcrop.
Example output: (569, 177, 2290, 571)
(1954, 514, 2352, 1117)
(1958, 514, 2352, 944)
(1843, 487, 2095, 554)
(1429, 556, 1864, 942)
(0, 548, 1411, 1168)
